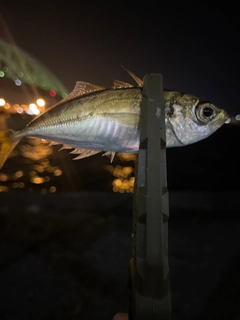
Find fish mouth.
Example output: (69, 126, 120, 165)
(219, 110, 230, 124)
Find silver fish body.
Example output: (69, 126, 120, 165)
(21, 88, 142, 153)
(15, 87, 228, 153)
(0, 81, 229, 170)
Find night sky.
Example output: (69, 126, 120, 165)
(0, 1, 239, 116)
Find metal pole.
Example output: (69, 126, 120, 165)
(129, 74, 171, 319)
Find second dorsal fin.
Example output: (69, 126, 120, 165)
(121, 66, 143, 86)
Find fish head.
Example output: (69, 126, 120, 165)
(165, 92, 229, 147)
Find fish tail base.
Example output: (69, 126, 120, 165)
(0, 130, 19, 169)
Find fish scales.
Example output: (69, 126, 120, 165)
(22, 88, 141, 152)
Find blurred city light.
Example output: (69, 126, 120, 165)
(49, 90, 56, 97)
(31, 176, 45, 184)
(36, 98, 45, 107)
(0, 39, 73, 194)
(0, 98, 48, 115)
(17, 107, 23, 114)
(27, 103, 40, 115)
(106, 157, 136, 193)
(0, 98, 5, 106)
(49, 186, 57, 193)
(4, 103, 10, 109)
(15, 79, 22, 86)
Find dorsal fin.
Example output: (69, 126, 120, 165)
(61, 81, 106, 103)
(121, 66, 143, 86)
(113, 80, 134, 89)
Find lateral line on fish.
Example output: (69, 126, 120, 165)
(87, 96, 141, 114)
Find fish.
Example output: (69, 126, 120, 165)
(0, 71, 229, 169)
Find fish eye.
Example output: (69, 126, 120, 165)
(203, 106, 214, 117)
(195, 103, 216, 123)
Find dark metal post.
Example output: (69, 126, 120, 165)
(129, 74, 171, 319)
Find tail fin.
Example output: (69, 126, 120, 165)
(0, 130, 20, 169)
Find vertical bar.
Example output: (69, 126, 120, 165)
(129, 74, 171, 320)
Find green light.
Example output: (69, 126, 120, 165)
(0, 71, 5, 77)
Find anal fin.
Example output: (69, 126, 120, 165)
(70, 148, 100, 160)
(102, 151, 116, 163)
(58, 145, 73, 151)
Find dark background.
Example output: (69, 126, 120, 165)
(0, 1, 239, 319)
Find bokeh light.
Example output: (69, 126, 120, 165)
(27, 103, 40, 115)
(106, 155, 136, 193)
(49, 186, 57, 193)
(0, 98, 5, 106)
(49, 90, 56, 97)
(4, 103, 10, 109)
(36, 98, 45, 107)
(15, 79, 22, 86)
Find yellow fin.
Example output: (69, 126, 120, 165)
(0, 130, 20, 170)
(70, 149, 100, 160)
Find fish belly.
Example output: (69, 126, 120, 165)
(24, 115, 139, 153)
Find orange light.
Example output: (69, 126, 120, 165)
(4, 103, 10, 109)
(49, 186, 56, 193)
(31, 176, 44, 184)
